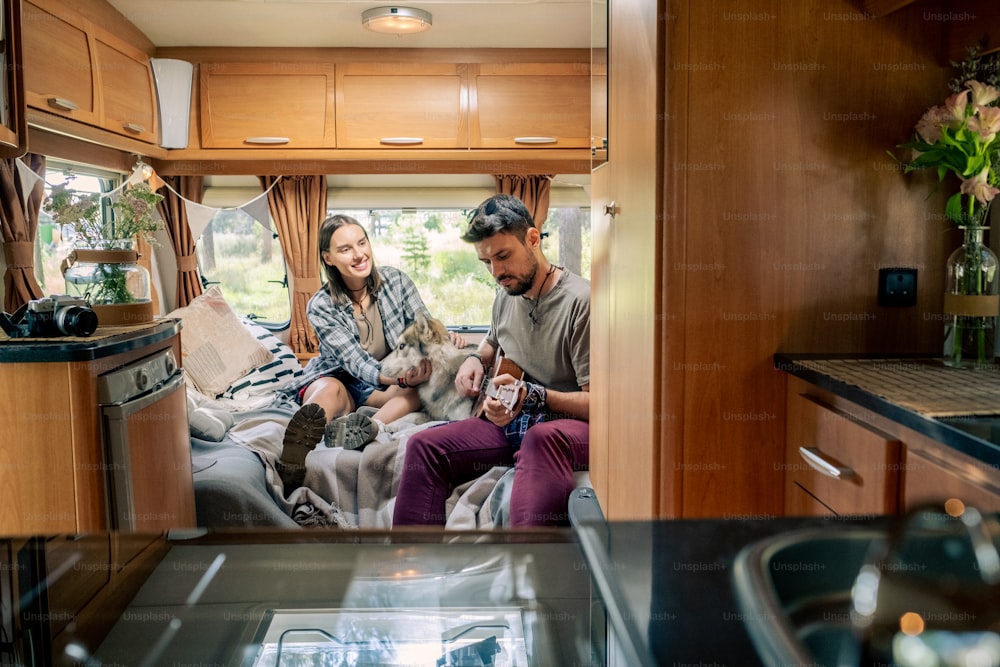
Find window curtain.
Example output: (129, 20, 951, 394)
(156, 175, 205, 308)
(1, 153, 46, 312)
(494, 174, 554, 229)
(258, 175, 326, 354)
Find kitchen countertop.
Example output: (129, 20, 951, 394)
(0, 318, 180, 362)
(775, 352, 1000, 469)
(16, 518, 895, 666)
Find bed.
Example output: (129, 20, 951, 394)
(173, 287, 585, 530)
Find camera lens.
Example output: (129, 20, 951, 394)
(56, 306, 98, 337)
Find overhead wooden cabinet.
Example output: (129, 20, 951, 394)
(200, 62, 336, 148)
(0, 0, 25, 157)
(93, 35, 158, 143)
(335, 62, 468, 149)
(22, 0, 157, 144)
(471, 63, 591, 148)
(22, 0, 99, 126)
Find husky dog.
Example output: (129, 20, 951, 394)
(380, 312, 475, 421)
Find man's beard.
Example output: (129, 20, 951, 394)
(498, 261, 538, 296)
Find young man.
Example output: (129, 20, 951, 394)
(392, 193, 590, 527)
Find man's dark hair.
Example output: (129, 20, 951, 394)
(462, 194, 534, 243)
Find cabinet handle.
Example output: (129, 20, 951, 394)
(244, 136, 290, 144)
(798, 446, 857, 481)
(47, 97, 79, 112)
(122, 122, 146, 134)
(379, 137, 424, 145)
(603, 201, 617, 218)
(514, 136, 558, 144)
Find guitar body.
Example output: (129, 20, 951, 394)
(471, 350, 525, 418)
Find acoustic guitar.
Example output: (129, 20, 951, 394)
(471, 351, 525, 418)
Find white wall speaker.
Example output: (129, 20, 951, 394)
(150, 58, 194, 149)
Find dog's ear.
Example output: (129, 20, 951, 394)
(418, 313, 449, 345)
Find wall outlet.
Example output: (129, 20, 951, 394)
(878, 267, 917, 307)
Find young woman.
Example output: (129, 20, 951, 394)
(277, 214, 460, 493)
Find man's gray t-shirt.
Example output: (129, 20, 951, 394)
(486, 270, 590, 392)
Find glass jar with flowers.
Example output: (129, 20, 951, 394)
(46, 179, 164, 325)
(895, 47, 1000, 369)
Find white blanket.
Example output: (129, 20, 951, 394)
(224, 410, 511, 530)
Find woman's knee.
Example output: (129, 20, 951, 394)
(302, 378, 353, 416)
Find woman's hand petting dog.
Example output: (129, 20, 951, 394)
(447, 331, 469, 348)
(455, 355, 485, 398)
(400, 358, 433, 387)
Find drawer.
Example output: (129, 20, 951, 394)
(785, 393, 901, 517)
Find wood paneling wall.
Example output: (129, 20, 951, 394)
(656, 0, 956, 517)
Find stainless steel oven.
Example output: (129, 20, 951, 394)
(97, 348, 194, 531)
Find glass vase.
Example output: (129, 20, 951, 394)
(942, 226, 999, 369)
(62, 240, 151, 305)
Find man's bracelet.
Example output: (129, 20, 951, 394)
(397, 377, 409, 388)
(467, 352, 484, 364)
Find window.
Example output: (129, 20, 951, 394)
(36, 163, 118, 297)
(331, 207, 590, 328)
(195, 209, 290, 325)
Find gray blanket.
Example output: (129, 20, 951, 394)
(192, 398, 511, 530)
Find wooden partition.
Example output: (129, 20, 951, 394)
(592, 0, 963, 519)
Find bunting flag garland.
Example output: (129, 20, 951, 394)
(19, 156, 282, 242)
(14, 157, 43, 203)
(182, 199, 218, 240)
(239, 191, 273, 230)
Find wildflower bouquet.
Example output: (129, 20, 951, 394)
(896, 48, 1000, 227)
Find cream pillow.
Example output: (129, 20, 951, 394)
(168, 286, 273, 397)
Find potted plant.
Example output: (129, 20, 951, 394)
(47, 179, 164, 325)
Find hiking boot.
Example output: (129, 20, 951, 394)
(278, 403, 326, 493)
(326, 412, 380, 451)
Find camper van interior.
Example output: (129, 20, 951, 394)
(2, 0, 1000, 664)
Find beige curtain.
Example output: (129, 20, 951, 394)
(259, 175, 327, 354)
(1, 154, 46, 312)
(156, 175, 205, 308)
(494, 174, 554, 229)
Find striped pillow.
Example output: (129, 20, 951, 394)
(221, 320, 303, 399)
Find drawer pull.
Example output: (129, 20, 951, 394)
(244, 136, 290, 144)
(799, 446, 857, 481)
(379, 137, 424, 145)
(47, 97, 79, 112)
(514, 136, 558, 144)
(122, 122, 146, 134)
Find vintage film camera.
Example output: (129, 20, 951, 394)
(0, 295, 99, 338)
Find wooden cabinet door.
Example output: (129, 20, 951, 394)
(0, 0, 26, 157)
(336, 62, 468, 148)
(94, 35, 157, 143)
(903, 447, 1000, 511)
(22, 0, 99, 125)
(471, 63, 591, 148)
(200, 62, 336, 148)
(785, 392, 901, 517)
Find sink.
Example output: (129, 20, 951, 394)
(731, 527, 883, 666)
(733, 515, 1000, 667)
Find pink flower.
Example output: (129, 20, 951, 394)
(969, 105, 1000, 142)
(915, 105, 952, 143)
(946, 90, 970, 122)
(960, 167, 1000, 205)
(966, 80, 1000, 107)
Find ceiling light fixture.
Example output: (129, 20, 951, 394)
(362, 6, 432, 35)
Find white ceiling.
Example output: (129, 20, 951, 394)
(106, 0, 594, 49)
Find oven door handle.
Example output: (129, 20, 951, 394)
(101, 372, 185, 417)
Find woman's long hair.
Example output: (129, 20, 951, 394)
(318, 214, 384, 306)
